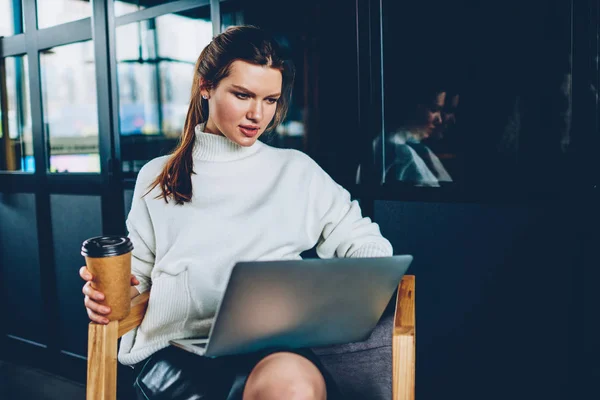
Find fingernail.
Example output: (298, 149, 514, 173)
(103, 319, 109, 324)
(102, 307, 110, 313)
(97, 294, 104, 301)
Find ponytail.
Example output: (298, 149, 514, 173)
(147, 55, 208, 204)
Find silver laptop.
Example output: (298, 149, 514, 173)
(170, 255, 413, 357)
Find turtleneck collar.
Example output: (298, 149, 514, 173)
(389, 129, 423, 145)
(192, 123, 262, 162)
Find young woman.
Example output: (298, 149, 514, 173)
(80, 26, 393, 400)
(378, 84, 453, 186)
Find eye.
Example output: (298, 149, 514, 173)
(234, 92, 250, 99)
(265, 98, 279, 105)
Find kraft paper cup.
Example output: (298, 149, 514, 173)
(81, 236, 134, 321)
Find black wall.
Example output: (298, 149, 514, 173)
(376, 199, 584, 399)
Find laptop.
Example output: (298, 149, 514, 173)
(169, 255, 413, 357)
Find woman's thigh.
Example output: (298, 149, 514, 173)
(133, 347, 342, 400)
(133, 347, 239, 400)
(240, 348, 343, 400)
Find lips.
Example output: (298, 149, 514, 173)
(239, 125, 260, 138)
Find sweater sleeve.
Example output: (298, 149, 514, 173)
(307, 162, 393, 259)
(126, 167, 157, 294)
(392, 145, 439, 187)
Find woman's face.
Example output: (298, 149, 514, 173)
(432, 93, 460, 140)
(414, 91, 445, 139)
(201, 60, 282, 147)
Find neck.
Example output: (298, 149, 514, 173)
(192, 123, 262, 162)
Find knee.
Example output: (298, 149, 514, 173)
(243, 353, 326, 400)
(245, 378, 322, 400)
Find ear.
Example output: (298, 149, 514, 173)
(199, 78, 210, 99)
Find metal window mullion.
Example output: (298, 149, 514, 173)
(115, 0, 211, 27)
(21, 0, 60, 360)
(92, 1, 112, 182)
(376, 0, 385, 182)
(355, 0, 377, 217)
(591, 3, 599, 141)
(0, 172, 37, 190)
(0, 34, 26, 57)
(23, 2, 46, 178)
(210, 0, 221, 36)
(151, 19, 164, 138)
(94, 0, 126, 235)
(107, 0, 128, 235)
(108, 0, 123, 176)
(14, 55, 26, 159)
(35, 18, 93, 51)
(0, 56, 12, 171)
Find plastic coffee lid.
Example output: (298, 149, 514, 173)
(81, 236, 134, 258)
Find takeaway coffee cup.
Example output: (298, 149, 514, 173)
(81, 236, 134, 321)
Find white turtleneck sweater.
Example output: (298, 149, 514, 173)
(118, 125, 393, 365)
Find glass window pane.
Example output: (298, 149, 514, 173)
(380, 1, 574, 189)
(156, 14, 213, 62)
(37, 0, 91, 29)
(114, 0, 180, 17)
(0, 55, 33, 172)
(40, 41, 99, 173)
(159, 62, 194, 136)
(0, 0, 24, 36)
(116, 11, 212, 175)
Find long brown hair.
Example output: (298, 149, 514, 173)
(148, 26, 295, 204)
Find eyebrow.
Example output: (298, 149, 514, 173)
(231, 84, 281, 98)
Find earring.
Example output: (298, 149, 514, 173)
(202, 94, 209, 100)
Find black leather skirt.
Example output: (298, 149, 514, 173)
(132, 346, 343, 400)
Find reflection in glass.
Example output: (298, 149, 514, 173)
(380, 1, 574, 188)
(114, 0, 180, 17)
(268, 98, 305, 150)
(0, 56, 33, 172)
(378, 87, 451, 186)
(258, 33, 305, 152)
(40, 42, 99, 173)
(116, 12, 212, 175)
(37, 0, 91, 29)
(0, 0, 24, 36)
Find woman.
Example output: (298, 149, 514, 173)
(80, 26, 393, 400)
(379, 84, 453, 186)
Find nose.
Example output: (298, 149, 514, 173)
(246, 101, 263, 122)
(444, 113, 456, 125)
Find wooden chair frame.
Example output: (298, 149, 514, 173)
(86, 275, 415, 400)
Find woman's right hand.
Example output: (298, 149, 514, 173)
(80, 266, 140, 324)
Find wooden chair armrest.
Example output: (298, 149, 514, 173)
(392, 275, 415, 400)
(87, 291, 150, 400)
(88, 281, 417, 399)
(118, 291, 150, 338)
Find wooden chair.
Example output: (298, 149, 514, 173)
(86, 275, 415, 400)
